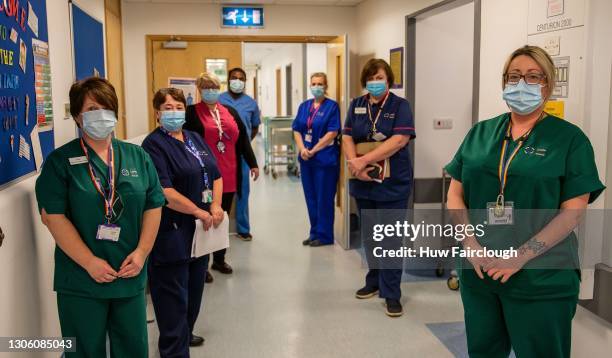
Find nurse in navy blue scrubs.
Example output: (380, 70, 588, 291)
(342, 59, 416, 317)
(292, 72, 341, 247)
(142, 88, 224, 357)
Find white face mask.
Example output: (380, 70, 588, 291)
(229, 79, 245, 94)
(82, 109, 117, 140)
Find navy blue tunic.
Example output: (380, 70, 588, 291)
(342, 92, 416, 201)
(142, 128, 221, 265)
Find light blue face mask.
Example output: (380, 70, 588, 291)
(502, 79, 544, 115)
(160, 111, 186, 132)
(310, 85, 325, 98)
(82, 109, 117, 140)
(366, 80, 387, 97)
(229, 79, 245, 94)
(201, 89, 220, 104)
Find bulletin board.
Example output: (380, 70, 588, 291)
(71, 3, 105, 80)
(0, 0, 54, 190)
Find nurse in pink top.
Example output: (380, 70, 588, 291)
(184, 72, 259, 280)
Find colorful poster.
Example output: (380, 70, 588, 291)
(32, 38, 53, 130)
(168, 77, 198, 106)
(390, 47, 404, 89)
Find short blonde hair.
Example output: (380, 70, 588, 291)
(196, 72, 221, 89)
(310, 72, 328, 95)
(502, 45, 556, 101)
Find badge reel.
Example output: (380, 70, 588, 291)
(202, 189, 213, 204)
(487, 195, 514, 225)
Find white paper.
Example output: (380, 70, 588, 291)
(192, 212, 230, 258)
(18, 135, 31, 161)
(27, 2, 39, 38)
(30, 125, 43, 171)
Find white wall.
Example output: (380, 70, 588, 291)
(355, 0, 443, 97)
(305, 43, 328, 100)
(414, 2, 475, 179)
(121, 2, 357, 138)
(0, 0, 106, 350)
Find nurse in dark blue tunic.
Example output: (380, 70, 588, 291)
(142, 88, 223, 357)
(342, 59, 416, 318)
(292, 72, 341, 247)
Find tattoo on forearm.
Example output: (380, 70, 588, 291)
(518, 238, 547, 256)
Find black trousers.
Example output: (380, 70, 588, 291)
(212, 192, 235, 264)
(149, 255, 208, 358)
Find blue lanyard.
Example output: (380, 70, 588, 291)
(161, 128, 210, 190)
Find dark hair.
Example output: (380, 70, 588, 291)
(360, 58, 394, 88)
(152, 88, 187, 110)
(69, 77, 118, 118)
(228, 67, 247, 80)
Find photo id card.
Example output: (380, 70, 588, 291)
(202, 189, 213, 204)
(96, 224, 121, 242)
(304, 134, 313, 143)
(372, 132, 387, 142)
(487, 201, 514, 225)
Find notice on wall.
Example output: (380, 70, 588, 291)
(168, 77, 198, 106)
(552, 56, 570, 99)
(32, 39, 53, 130)
(390, 47, 404, 89)
(528, 0, 584, 35)
(545, 100, 565, 119)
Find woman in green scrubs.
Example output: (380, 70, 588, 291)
(35, 77, 166, 358)
(446, 46, 605, 358)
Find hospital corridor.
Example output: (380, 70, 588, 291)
(1, 0, 612, 357)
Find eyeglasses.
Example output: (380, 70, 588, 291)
(504, 72, 546, 85)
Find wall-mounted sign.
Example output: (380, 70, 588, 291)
(389, 47, 404, 89)
(545, 100, 565, 119)
(205, 58, 228, 91)
(552, 56, 570, 99)
(222, 7, 264, 29)
(528, 0, 583, 35)
(168, 77, 198, 106)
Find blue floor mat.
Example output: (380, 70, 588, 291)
(427, 321, 516, 358)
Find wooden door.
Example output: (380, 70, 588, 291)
(104, 0, 127, 139)
(275, 68, 282, 116)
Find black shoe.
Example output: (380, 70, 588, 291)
(211, 261, 233, 274)
(355, 286, 379, 299)
(237, 232, 253, 241)
(309, 239, 332, 247)
(302, 239, 311, 246)
(190, 334, 205, 347)
(385, 299, 403, 317)
(205, 271, 214, 283)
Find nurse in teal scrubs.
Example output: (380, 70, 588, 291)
(292, 72, 341, 247)
(446, 45, 605, 358)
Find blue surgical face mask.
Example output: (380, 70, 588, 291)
(201, 89, 220, 104)
(502, 79, 544, 115)
(160, 111, 186, 132)
(310, 85, 325, 98)
(229, 79, 245, 94)
(82, 109, 117, 140)
(366, 80, 387, 97)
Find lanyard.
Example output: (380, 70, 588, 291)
(307, 99, 325, 130)
(496, 113, 544, 206)
(211, 107, 223, 140)
(160, 128, 211, 190)
(80, 139, 115, 223)
(367, 92, 390, 134)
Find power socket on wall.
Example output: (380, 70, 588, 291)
(433, 118, 453, 130)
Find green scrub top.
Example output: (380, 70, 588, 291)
(36, 138, 166, 299)
(445, 113, 605, 299)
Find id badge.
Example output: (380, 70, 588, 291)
(487, 201, 514, 225)
(202, 189, 213, 204)
(304, 134, 313, 143)
(372, 132, 387, 142)
(96, 224, 121, 242)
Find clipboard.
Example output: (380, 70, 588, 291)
(348, 142, 391, 180)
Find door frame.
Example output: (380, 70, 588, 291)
(146, 35, 337, 131)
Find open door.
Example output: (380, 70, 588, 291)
(327, 35, 350, 249)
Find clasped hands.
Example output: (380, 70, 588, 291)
(195, 204, 224, 231)
(347, 156, 374, 182)
(464, 236, 528, 284)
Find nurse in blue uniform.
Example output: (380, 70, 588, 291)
(142, 88, 224, 357)
(342, 59, 416, 317)
(292, 72, 341, 247)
